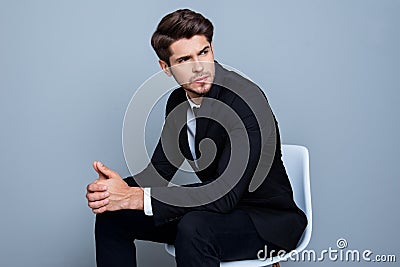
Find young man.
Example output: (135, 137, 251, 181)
(86, 9, 307, 267)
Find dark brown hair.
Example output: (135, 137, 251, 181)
(151, 9, 214, 65)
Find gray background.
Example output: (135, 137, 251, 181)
(0, 0, 399, 266)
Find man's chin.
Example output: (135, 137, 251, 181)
(193, 83, 212, 94)
(184, 84, 211, 96)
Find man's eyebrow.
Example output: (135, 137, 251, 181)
(174, 45, 211, 63)
(175, 55, 191, 63)
(198, 45, 210, 54)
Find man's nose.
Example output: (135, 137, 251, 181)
(192, 60, 204, 73)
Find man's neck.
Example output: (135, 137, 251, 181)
(186, 91, 203, 105)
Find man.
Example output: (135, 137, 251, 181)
(86, 9, 307, 267)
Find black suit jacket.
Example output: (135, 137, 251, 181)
(134, 62, 307, 251)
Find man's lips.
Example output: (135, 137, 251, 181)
(193, 75, 209, 83)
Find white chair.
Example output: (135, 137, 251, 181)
(165, 144, 312, 267)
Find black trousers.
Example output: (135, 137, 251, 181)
(95, 178, 281, 267)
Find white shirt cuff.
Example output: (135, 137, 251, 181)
(143, 187, 153, 216)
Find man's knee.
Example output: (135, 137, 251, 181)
(95, 212, 114, 238)
(95, 211, 133, 238)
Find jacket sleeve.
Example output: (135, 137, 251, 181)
(131, 92, 185, 188)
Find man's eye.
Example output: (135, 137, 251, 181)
(200, 50, 208, 55)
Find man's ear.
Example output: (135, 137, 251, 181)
(158, 60, 172, 77)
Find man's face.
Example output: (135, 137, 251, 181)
(159, 35, 215, 98)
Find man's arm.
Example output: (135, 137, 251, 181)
(150, 110, 264, 224)
(86, 91, 185, 214)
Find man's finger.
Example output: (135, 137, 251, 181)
(86, 191, 109, 202)
(92, 206, 107, 214)
(87, 182, 108, 192)
(88, 198, 109, 209)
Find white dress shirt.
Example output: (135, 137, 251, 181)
(143, 93, 201, 216)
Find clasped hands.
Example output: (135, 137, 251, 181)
(86, 161, 144, 214)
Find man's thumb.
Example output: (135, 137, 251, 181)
(94, 161, 116, 179)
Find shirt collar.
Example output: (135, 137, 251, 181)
(185, 92, 201, 110)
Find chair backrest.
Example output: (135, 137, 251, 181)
(281, 144, 312, 253)
(282, 145, 309, 213)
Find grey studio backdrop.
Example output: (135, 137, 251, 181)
(0, 0, 399, 266)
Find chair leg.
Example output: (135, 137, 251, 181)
(272, 263, 280, 267)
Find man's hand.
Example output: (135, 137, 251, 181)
(86, 161, 144, 214)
